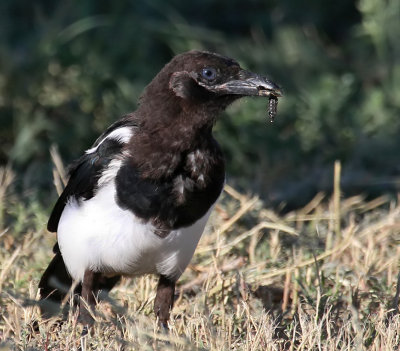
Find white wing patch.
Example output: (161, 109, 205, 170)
(97, 159, 123, 187)
(85, 126, 133, 154)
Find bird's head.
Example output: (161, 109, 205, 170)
(139, 50, 282, 127)
(169, 51, 282, 100)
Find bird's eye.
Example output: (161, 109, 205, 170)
(201, 67, 217, 81)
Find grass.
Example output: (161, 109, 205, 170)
(0, 163, 400, 350)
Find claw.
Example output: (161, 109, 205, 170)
(159, 320, 169, 331)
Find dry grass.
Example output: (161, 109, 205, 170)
(1, 162, 400, 350)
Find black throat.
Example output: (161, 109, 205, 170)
(115, 102, 226, 236)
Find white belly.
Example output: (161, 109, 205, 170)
(57, 182, 213, 282)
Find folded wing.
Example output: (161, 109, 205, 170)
(47, 119, 136, 232)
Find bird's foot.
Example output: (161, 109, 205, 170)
(158, 318, 169, 332)
(77, 305, 95, 328)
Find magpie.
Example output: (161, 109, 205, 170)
(39, 50, 282, 327)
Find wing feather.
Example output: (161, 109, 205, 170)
(47, 121, 136, 232)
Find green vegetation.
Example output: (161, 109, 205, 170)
(1, 0, 399, 350)
(1, 0, 399, 204)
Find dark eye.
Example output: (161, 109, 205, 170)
(201, 67, 217, 81)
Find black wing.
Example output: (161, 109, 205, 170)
(47, 119, 136, 232)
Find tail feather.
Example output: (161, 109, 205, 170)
(38, 249, 77, 318)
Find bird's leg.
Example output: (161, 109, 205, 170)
(78, 269, 101, 327)
(154, 275, 175, 329)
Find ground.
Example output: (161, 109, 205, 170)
(0, 164, 400, 350)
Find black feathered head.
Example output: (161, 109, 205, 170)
(139, 51, 281, 113)
(136, 50, 282, 137)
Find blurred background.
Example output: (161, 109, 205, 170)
(0, 0, 399, 211)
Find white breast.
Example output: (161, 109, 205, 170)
(57, 182, 214, 282)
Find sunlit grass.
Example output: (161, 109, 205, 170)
(1, 163, 400, 350)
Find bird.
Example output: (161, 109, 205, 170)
(38, 50, 282, 327)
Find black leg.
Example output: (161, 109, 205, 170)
(154, 275, 175, 329)
(79, 269, 101, 326)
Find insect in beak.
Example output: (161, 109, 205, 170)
(268, 95, 279, 123)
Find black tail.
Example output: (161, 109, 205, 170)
(39, 243, 121, 318)
(38, 244, 77, 318)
